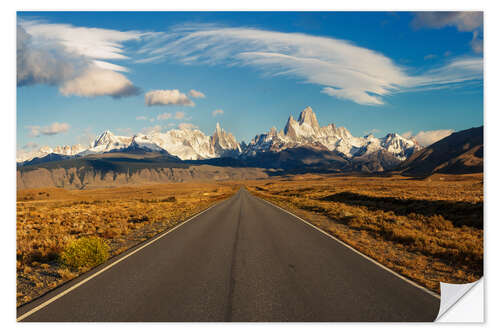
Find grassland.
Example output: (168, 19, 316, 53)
(246, 173, 483, 294)
(16, 182, 239, 306)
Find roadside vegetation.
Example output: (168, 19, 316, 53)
(17, 182, 239, 306)
(247, 173, 483, 294)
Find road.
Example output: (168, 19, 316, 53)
(18, 188, 440, 322)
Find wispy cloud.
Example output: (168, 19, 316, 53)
(212, 109, 224, 117)
(145, 89, 195, 106)
(174, 111, 186, 119)
(136, 115, 148, 120)
(409, 57, 483, 91)
(21, 20, 146, 60)
(28, 122, 70, 137)
(138, 25, 483, 105)
(178, 123, 198, 130)
(189, 89, 206, 98)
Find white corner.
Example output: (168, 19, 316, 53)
(436, 278, 484, 322)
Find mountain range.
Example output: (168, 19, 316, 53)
(19, 107, 421, 170)
(17, 108, 483, 189)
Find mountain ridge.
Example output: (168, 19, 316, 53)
(397, 126, 483, 177)
(19, 107, 431, 171)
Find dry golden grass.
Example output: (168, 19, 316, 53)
(246, 173, 483, 294)
(17, 182, 239, 306)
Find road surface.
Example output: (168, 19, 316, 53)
(18, 188, 440, 322)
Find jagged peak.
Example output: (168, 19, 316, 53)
(269, 126, 278, 136)
(94, 130, 116, 145)
(298, 106, 320, 130)
(284, 115, 298, 135)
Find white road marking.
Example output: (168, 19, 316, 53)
(17, 197, 231, 322)
(253, 192, 441, 300)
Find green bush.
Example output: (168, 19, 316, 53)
(59, 237, 110, 271)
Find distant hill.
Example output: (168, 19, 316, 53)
(397, 126, 483, 177)
(17, 152, 270, 190)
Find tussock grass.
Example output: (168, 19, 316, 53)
(247, 173, 483, 293)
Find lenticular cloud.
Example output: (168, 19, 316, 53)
(137, 25, 483, 106)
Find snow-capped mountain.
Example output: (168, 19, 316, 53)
(243, 107, 420, 161)
(16, 144, 87, 163)
(18, 123, 241, 163)
(211, 123, 242, 157)
(78, 130, 132, 156)
(131, 127, 216, 160)
(17, 107, 420, 167)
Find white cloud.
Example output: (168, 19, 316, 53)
(142, 125, 163, 134)
(59, 67, 140, 98)
(145, 89, 195, 106)
(156, 113, 172, 121)
(22, 142, 39, 150)
(178, 123, 198, 130)
(17, 21, 142, 98)
(174, 111, 186, 119)
(412, 12, 483, 32)
(401, 131, 413, 139)
(28, 122, 70, 137)
(212, 109, 224, 117)
(139, 25, 482, 105)
(136, 116, 148, 120)
(189, 89, 206, 98)
(424, 54, 437, 60)
(18, 20, 483, 105)
(93, 60, 129, 72)
(413, 129, 454, 146)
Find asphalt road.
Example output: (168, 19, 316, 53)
(18, 188, 440, 322)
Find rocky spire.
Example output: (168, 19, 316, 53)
(284, 115, 298, 137)
(297, 106, 320, 131)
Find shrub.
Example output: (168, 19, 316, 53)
(59, 237, 110, 271)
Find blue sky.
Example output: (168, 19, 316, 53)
(17, 11, 483, 151)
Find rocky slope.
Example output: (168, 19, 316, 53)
(17, 153, 269, 190)
(397, 126, 483, 177)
